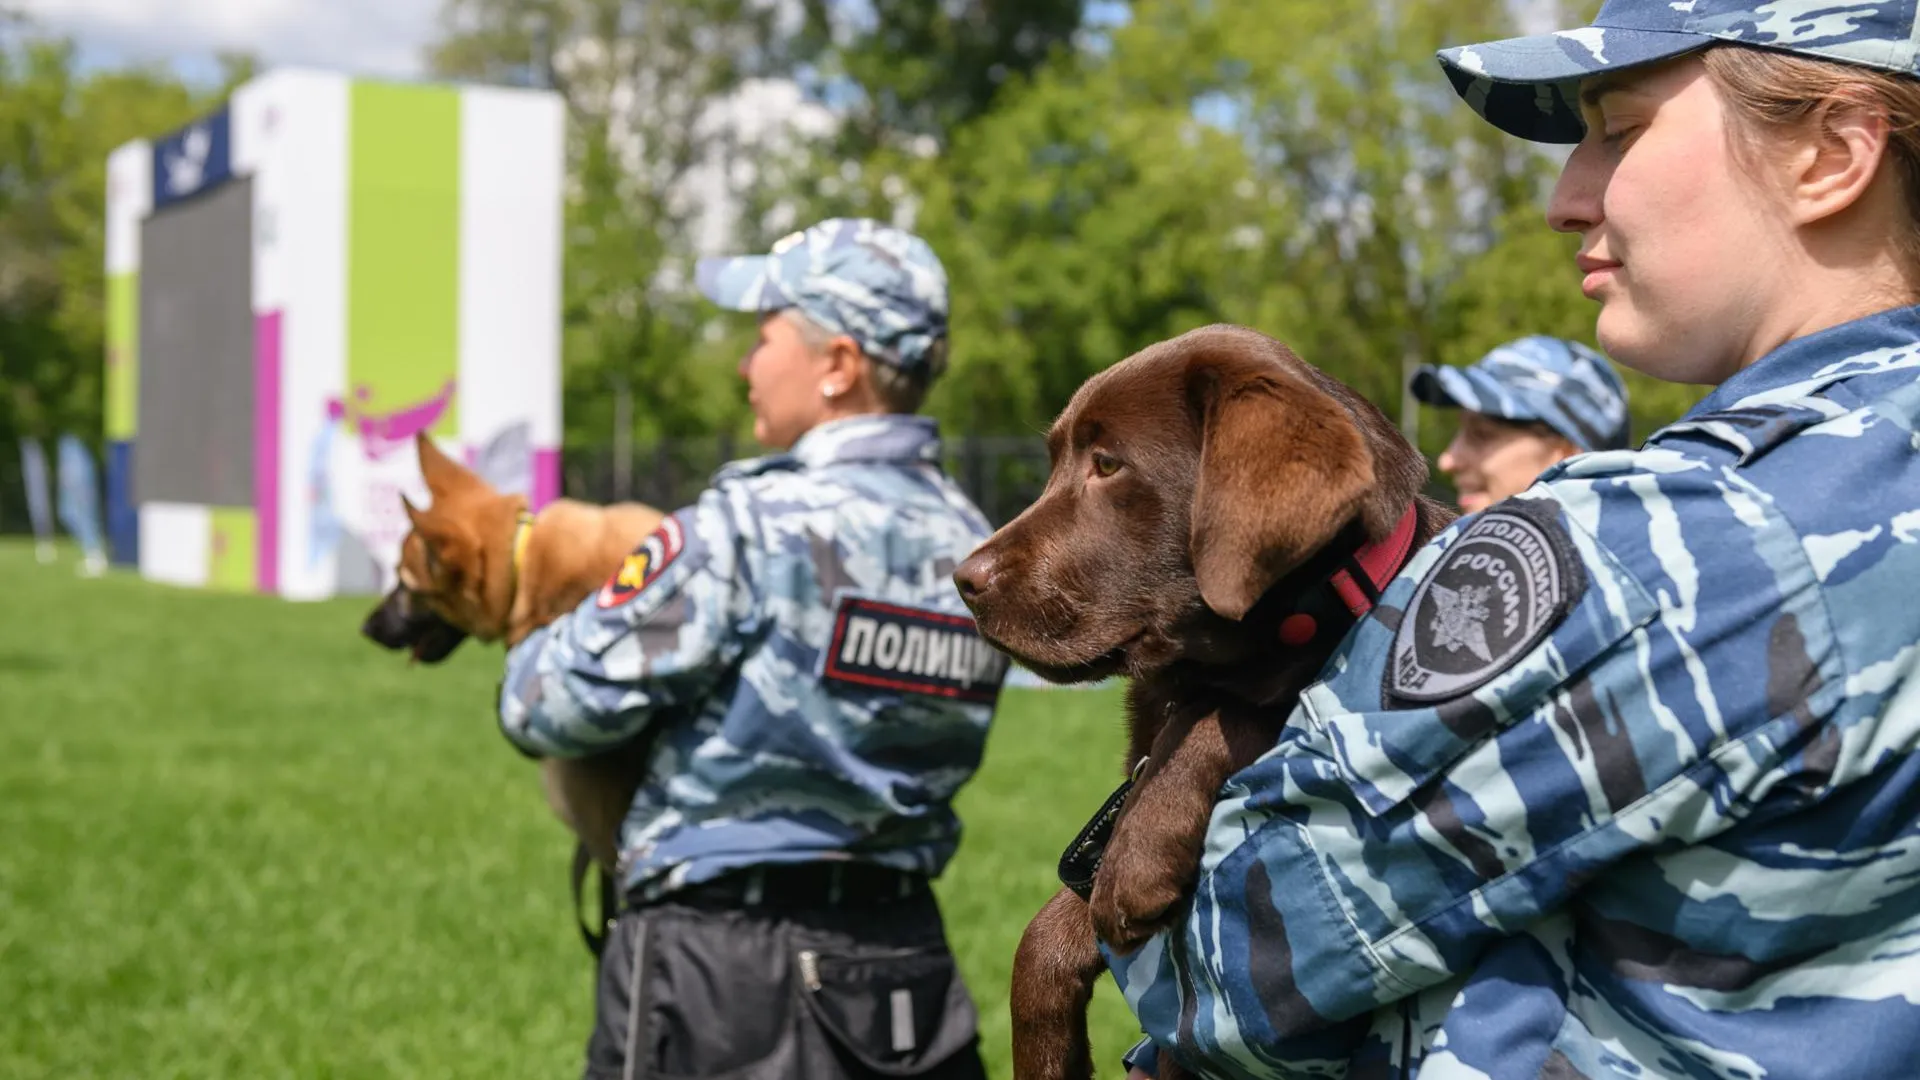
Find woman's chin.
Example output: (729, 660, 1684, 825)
(751, 416, 795, 450)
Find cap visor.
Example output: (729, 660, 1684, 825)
(1437, 28, 1711, 143)
(695, 255, 791, 312)
(1409, 367, 1462, 408)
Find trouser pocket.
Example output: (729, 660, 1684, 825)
(793, 942, 986, 1080)
(584, 896, 986, 1080)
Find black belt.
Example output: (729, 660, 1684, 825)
(655, 862, 930, 910)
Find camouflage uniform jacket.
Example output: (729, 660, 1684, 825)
(499, 415, 1008, 900)
(1115, 305, 1920, 1078)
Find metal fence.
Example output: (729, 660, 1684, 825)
(563, 435, 1055, 527)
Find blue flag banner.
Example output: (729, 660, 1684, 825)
(150, 105, 233, 211)
(57, 434, 107, 573)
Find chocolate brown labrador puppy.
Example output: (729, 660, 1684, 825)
(360, 432, 665, 874)
(954, 324, 1454, 1080)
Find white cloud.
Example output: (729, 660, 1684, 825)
(15, 0, 443, 80)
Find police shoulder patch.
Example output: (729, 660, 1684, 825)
(819, 594, 1009, 704)
(595, 517, 686, 609)
(1385, 499, 1587, 706)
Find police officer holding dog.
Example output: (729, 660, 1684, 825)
(1118, 3, 1920, 1076)
(499, 218, 1005, 1080)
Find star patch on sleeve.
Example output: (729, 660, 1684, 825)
(595, 516, 686, 609)
(1385, 499, 1587, 706)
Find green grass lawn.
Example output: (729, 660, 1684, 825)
(0, 540, 1143, 1078)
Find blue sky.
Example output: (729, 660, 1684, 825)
(14, 0, 448, 85)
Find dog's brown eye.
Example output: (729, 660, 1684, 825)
(1092, 452, 1123, 478)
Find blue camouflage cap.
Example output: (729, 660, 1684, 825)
(1411, 335, 1631, 452)
(1437, 0, 1920, 144)
(695, 217, 950, 372)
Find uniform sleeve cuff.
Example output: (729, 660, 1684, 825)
(1122, 1036, 1158, 1077)
(498, 624, 552, 753)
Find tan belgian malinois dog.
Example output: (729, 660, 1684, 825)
(360, 433, 663, 875)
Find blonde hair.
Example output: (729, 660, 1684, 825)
(1703, 45, 1920, 285)
(783, 310, 940, 414)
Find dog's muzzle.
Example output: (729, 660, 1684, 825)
(361, 584, 470, 663)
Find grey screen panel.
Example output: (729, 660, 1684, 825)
(135, 176, 254, 507)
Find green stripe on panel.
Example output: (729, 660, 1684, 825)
(106, 271, 138, 439)
(206, 507, 257, 593)
(345, 81, 462, 436)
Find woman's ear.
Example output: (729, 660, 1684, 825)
(1789, 97, 1893, 227)
(820, 335, 868, 401)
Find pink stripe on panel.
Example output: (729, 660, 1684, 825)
(531, 448, 560, 511)
(254, 310, 283, 594)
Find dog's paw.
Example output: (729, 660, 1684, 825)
(1088, 870, 1186, 953)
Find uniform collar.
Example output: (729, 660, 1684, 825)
(716, 414, 943, 481)
(1685, 304, 1920, 418)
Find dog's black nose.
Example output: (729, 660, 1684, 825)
(953, 550, 998, 606)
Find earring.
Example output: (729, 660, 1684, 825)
(822, 386, 838, 400)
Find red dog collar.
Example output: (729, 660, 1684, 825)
(1278, 505, 1421, 646)
(1331, 504, 1421, 617)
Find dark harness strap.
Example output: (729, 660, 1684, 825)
(572, 841, 620, 959)
(1058, 757, 1151, 902)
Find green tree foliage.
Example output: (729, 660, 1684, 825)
(0, 0, 1715, 521)
(856, 0, 1602, 447)
(793, 0, 1085, 152)
(793, 0, 1705, 456)
(430, 0, 784, 447)
(0, 29, 244, 452)
(895, 50, 1262, 433)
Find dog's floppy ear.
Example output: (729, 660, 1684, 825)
(1190, 365, 1376, 621)
(415, 431, 482, 500)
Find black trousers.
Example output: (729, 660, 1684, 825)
(583, 867, 988, 1080)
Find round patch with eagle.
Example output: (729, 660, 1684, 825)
(595, 517, 685, 609)
(1385, 499, 1586, 706)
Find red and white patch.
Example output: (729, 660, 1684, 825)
(595, 517, 685, 609)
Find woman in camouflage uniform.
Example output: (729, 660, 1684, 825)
(1118, 3, 1920, 1077)
(500, 219, 1004, 1080)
